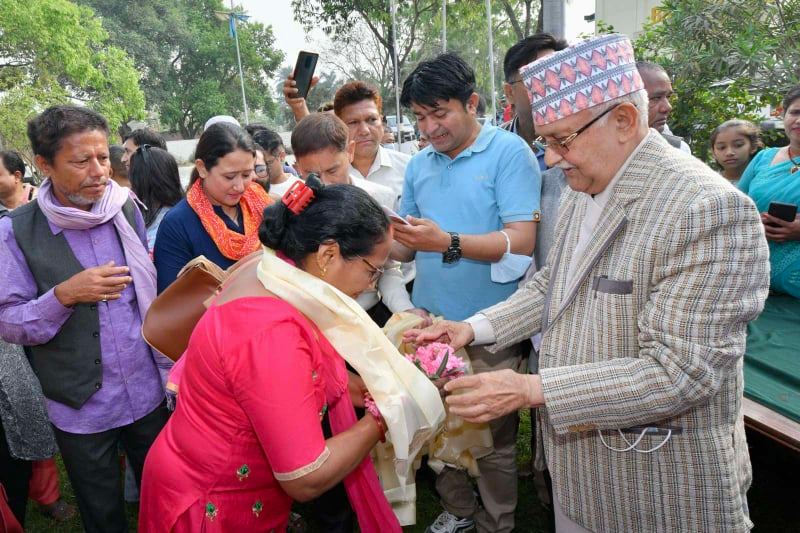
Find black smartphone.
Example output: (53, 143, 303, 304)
(768, 201, 797, 222)
(292, 51, 318, 99)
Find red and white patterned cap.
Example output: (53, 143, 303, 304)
(520, 34, 644, 127)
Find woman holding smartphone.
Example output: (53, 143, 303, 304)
(739, 85, 800, 298)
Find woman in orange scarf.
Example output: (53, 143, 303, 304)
(153, 123, 273, 292)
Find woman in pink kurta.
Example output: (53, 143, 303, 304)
(139, 178, 400, 532)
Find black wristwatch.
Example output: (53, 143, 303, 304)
(442, 232, 462, 264)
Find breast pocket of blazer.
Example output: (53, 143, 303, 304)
(592, 276, 634, 295)
(592, 276, 638, 354)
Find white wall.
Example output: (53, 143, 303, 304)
(165, 139, 198, 165)
(594, 0, 663, 38)
(565, 0, 597, 40)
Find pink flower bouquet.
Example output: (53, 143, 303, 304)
(405, 342, 466, 380)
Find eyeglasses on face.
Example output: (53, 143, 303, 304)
(356, 254, 384, 283)
(254, 164, 268, 175)
(535, 104, 618, 153)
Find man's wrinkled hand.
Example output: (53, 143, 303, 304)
(392, 216, 451, 252)
(443, 370, 543, 424)
(402, 320, 474, 352)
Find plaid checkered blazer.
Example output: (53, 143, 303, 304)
(482, 131, 770, 532)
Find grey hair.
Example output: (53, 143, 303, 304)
(592, 89, 650, 129)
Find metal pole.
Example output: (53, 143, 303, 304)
(231, 1, 249, 124)
(390, 0, 402, 129)
(485, 0, 497, 125)
(442, 0, 447, 52)
(542, 0, 566, 38)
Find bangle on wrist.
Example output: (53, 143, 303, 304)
(363, 392, 386, 443)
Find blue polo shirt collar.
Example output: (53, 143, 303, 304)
(428, 123, 498, 162)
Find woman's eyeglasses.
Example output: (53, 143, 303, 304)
(254, 164, 268, 176)
(356, 255, 384, 283)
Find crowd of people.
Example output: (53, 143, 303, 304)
(0, 29, 798, 533)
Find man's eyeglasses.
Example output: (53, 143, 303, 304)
(535, 105, 618, 153)
(356, 255, 384, 283)
(254, 164, 268, 176)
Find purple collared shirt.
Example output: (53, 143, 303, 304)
(0, 209, 165, 434)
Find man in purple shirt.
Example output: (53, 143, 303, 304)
(0, 106, 170, 533)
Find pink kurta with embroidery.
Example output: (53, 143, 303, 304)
(139, 297, 346, 532)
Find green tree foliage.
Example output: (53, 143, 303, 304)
(497, 0, 542, 40)
(79, 0, 284, 138)
(634, 0, 800, 161)
(430, 1, 539, 102)
(293, 0, 438, 114)
(0, 0, 145, 156)
(293, 0, 539, 117)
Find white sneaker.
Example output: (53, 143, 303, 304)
(425, 511, 475, 533)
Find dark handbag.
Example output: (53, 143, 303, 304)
(142, 256, 226, 361)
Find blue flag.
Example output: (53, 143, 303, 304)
(229, 12, 250, 38)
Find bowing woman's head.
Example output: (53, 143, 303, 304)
(190, 122, 256, 208)
(259, 176, 391, 299)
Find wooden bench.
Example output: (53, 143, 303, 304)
(742, 397, 800, 453)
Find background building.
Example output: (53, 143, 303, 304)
(556, 0, 665, 41)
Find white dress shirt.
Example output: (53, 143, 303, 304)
(349, 175, 415, 313)
(267, 175, 303, 201)
(348, 145, 411, 199)
(350, 175, 398, 211)
(350, 146, 416, 311)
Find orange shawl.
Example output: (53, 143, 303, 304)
(186, 180, 272, 260)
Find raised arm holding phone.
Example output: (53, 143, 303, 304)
(282, 51, 319, 123)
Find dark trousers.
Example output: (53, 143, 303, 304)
(53, 402, 169, 533)
(310, 412, 354, 532)
(0, 419, 32, 527)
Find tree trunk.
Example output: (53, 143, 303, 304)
(500, 0, 524, 40)
(179, 122, 192, 140)
(536, 0, 544, 32)
(524, 0, 532, 35)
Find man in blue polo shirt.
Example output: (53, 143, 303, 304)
(393, 53, 540, 533)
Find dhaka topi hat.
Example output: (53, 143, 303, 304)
(520, 33, 644, 127)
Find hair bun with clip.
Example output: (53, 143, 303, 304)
(282, 180, 315, 215)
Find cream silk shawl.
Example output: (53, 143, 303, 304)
(256, 248, 445, 501)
